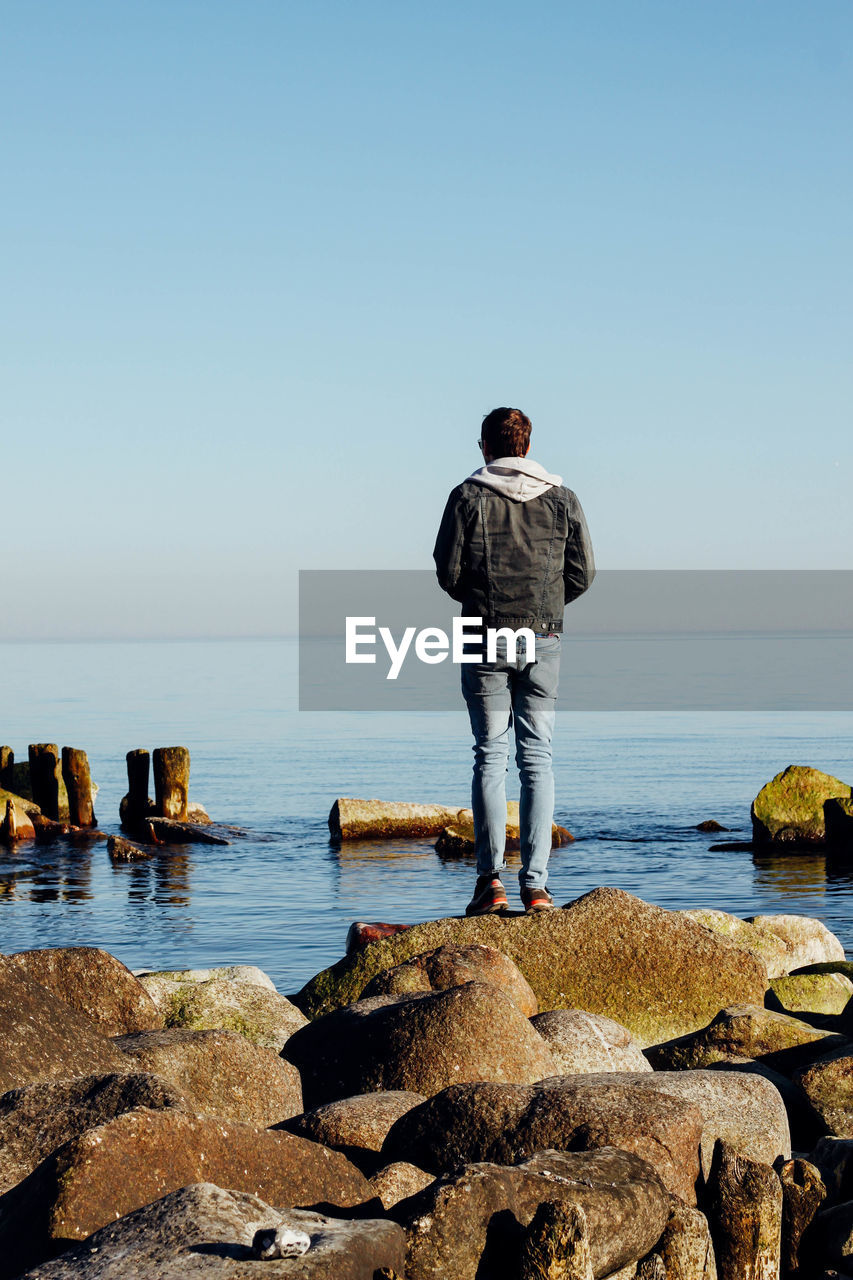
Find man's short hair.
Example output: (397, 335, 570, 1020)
(481, 407, 532, 458)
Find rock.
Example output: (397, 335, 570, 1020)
(435, 803, 573, 856)
(113, 1028, 303, 1127)
(655, 1197, 717, 1279)
(16, 1183, 406, 1280)
(748, 913, 846, 970)
(812, 1137, 853, 1204)
(0, 795, 36, 841)
(138, 963, 277, 990)
(0, 962, 128, 1094)
(369, 1161, 434, 1209)
(284, 983, 556, 1110)
(0, 1072, 186, 1194)
(392, 1147, 671, 1280)
(769, 972, 853, 1017)
(751, 765, 852, 846)
(647, 1004, 849, 1076)
(682, 909, 796, 979)
(362, 943, 538, 1016)
(811, 1200, 853, 1270)
(280, 1091, 426, 1171)
(145, 816, 230, 845)
(780, 1157, 826, 1277)
(696, 820, 728, 832)
(3, 947, 163, 1035)
(106, 833, 153, 861)
(330, 798, 466, 840)
(707, 1143, 782, 1280)
(296, 888, 768, 1047)
(0, 1108, 375, 1277)
(383, 1077, 703, 1204)
(346, 922, 411, 954)
(697, 1055, 818, 1152)
(138, 970, 307, 1050)
(826, 798, 853, 853)
(530, 1010, 652, 1075)
(795, 1047, 853, 1137)
(561, 1069, 791, 1182)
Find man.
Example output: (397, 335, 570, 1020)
(433, 407, 595, 916)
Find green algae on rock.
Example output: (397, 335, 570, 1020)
(295, 887, 768, 1046)
(751, 765, 852, 846)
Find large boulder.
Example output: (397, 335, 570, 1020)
(329, 798, 464, 840)
(0, 963, 128, 1094)
(283, 983, 557, 1109)
(296, 888, 768, 1046)
(795, 1047, 853, 1137)
(0, 1073, 186, 1194)
(113, 1028, 303, 1127)
(16, 1183, 406, 1280)
(811, 1136, 853, 1204)
(768, 971, 853, 1017)
(138, 969, 307, 1051)
(530, 1009, 651, 1074)
(682, 909, 844, 980)
(362, 943, 538, 1016)
(569, 1069, 790, 1180)
(4, 948, 163, 1035)
(392, 1147, 671, 1280)
(826, 796, 853, 852)
(751, 765, 852, 846)
(0, 1108, 374, 1278)
(280, 1091, 426, 1172)
(383, 1077, 704, 1204)
(647, 1004, 849, 1076)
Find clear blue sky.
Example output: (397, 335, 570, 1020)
(2, 1, 850, 638)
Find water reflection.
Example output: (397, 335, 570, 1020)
(113, 849, 193, 907)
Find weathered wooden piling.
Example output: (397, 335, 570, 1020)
(61, 747, 96, 827)
(519, 1202, 593, 1280)
(28, 744, 61, 820)
(153, 747, 190, 820)
(0, 747, 14, 791)
(710, 1142, 782, 1280)
(120, 748, 152, 831)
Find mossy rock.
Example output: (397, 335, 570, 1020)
(295, 887, 768, 1048)
(767, 972, 853, 1017)
(751, 765, 851, 846)
(138, 972, 307, 1051)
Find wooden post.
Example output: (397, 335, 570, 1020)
(710, 1142, 782, 1280)
(153, 747, 190, 820)
(28, 744, 60, 819)
(120, 748, 151, 831)
(520, 1202, 593, 1280)
(0, 799, 17, 842)
(0, 747, 13, 791)
(61, 747, 95, 827)
(636, 1255, 666, 1279)
(780, 1158, 825, 1277)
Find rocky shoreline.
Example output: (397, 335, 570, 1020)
(1, 889, 853, 1278)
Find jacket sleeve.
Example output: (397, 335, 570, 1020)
(563, 490, 596, 604)
(433, 487, 470, 602)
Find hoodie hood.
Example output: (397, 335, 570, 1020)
(466, 456, 562, 502)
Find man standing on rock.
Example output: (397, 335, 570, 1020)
(433, 407, 595, 916)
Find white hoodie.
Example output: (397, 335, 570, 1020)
(466, 456, 562, 503)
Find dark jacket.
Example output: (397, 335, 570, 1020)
(433, 457, 595, 633)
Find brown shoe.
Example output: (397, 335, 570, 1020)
(521, 886, 554, 912)
(466, 875, 509, 917)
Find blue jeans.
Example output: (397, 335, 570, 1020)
(461, 634, 561, 891)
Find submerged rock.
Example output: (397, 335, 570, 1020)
(283, 983, 557, 1109)
(392, 1147, 671, 1280)
(434, 802, 572, 856)
(16, 1184, 406, 1280)
(138, 969, 307, 1050)
(361, 943, 538, 1016)
(296, 888, 768, 1047)
(0, 1108, 375, 1277)
(751, 765, 851, 846)
(114, 1027, 303, 1127)
(330, 798, 465, 841)
(4, 947, 163, 1035)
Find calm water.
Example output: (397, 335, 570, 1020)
(1, 639, 851, 993)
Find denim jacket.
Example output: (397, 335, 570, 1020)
(433, 464, 595, 633)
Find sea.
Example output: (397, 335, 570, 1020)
(1, 638, 851, 995)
